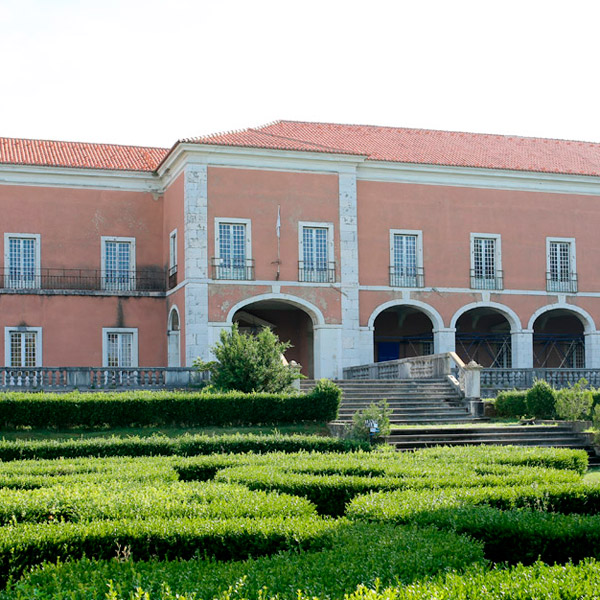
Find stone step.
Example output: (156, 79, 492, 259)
(388, 425, 576, 435)
(391, 439, 591, 450)
(387, 433, 585, 444)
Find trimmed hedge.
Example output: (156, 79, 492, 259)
(0, 379, 341, 428)
(0, 432, 367, 462)
(494, 390, 527, 417)
(3, 523, 485, 600)
(212, 462, 580, 516)
(347, 482, 600, 523)
(0, 481, 316, 525)
(0, 515, 336, 586)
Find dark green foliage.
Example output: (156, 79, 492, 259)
(0, 433, 366, 462)
(555, 379, 594, 421)
(525, 379, 556, 418)
(0, 516, 335, 587)
(494, 390, 528, 417)
(3, 523, 485, 600)
(208, 324, 301, 393)
(0, 384, 340, 429)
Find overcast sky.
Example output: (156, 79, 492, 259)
(1, 0, 599, 148)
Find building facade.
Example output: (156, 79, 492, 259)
(2, 121, 600, 378)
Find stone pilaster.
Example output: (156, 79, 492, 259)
(338, 169, 361, 371)
(184, 164, 209, 365)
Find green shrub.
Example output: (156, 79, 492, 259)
(0, 481, 317, 525)
(3, 523, 485, 600)
(350, 400, 392, 442)
(556, 379, 594, 421)
(0, 515, 335, 586)
(207, 324, 302, 393)
(0, 385, 340, 429)
(0, 432, 366, 462)
(525, 379, 556, 419)
(494, 391, 527, 417)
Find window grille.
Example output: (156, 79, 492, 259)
(471, 237, 502, 289)
(391, 234, 419, 287)
(300, 227, 334, 282)
(105, 240, 133, 291)
(547, 241, 576, 292)
(215, 223, 250, 280)
(8, 237, 37, 288)
(9, 331, 37, 367)
(107, 332, 133, 367)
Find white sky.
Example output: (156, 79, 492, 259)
(1, 0, 599, 148)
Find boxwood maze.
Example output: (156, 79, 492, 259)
(1, 441, 600, 599)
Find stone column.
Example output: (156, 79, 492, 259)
(313, 326, 342, 379)
(511, 329, 533, 368)
(585, 332, 600, 368)
(184, 163, 209, 366)
(433, 328, 455, 354)
(358, 326, 375, 365)
(338, 169, 361, 373)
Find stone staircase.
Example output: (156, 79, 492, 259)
(302, 378, 599, 465)
(301, 378, 476, 426)
(387, 424, 600, 467)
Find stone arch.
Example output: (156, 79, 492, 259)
(450, 301, 521, 332)
(226, 293, 325, 328)
(527, 303, 596, 334)
(367, 299, 445, 331)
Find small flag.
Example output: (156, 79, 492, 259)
(276, 205, 281, 239)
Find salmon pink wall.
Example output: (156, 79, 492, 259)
(207, 167, 339, 283)
(0, 294, 165, 366)
(357, 181, 600, 292)
(1, 184, 163, 271)
(163, 173, 185, 279)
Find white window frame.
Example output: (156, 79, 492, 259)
(214, 218, 252, 280)
(546, 236, 577, 292)
(169, 229, 177, 276)
(389, 229, 423, 287)
(4, 326, 42, 367)
(101, 236, 136, 291)
(298, 221, 335, 283)
(102, 328, 139, 368)
(3, 233, 41, 289)
(470, 232, 502, 289)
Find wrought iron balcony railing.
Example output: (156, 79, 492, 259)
(470, 269, 504, 290)
(389, 266, 424, 288)
(298, 261, 336, 283)
(211, 258, 255, 281)
(546, 272, 578, 293)
(1, 268, 166, 292)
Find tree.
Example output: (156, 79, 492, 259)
(196, 324, 302, 393)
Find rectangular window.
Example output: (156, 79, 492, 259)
(101, 237, 136, 291)
(102, 328, 138, 367)
(212, 219, 253, 280)
(4, 327, 42, 367)
(299, 224, 335, 282)
(389, 229, 423, 287)
(547, 237, 577, 292)
(4, 234, 40, 289)
(470, 233, 502, 290)
(169, 229, 177, 276)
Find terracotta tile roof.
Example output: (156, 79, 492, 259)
(187, 120, 600, 177)
(0, 137, 168, 172)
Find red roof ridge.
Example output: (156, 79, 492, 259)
(0, 134, 168, 152)
(264, 119, 600, 147)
